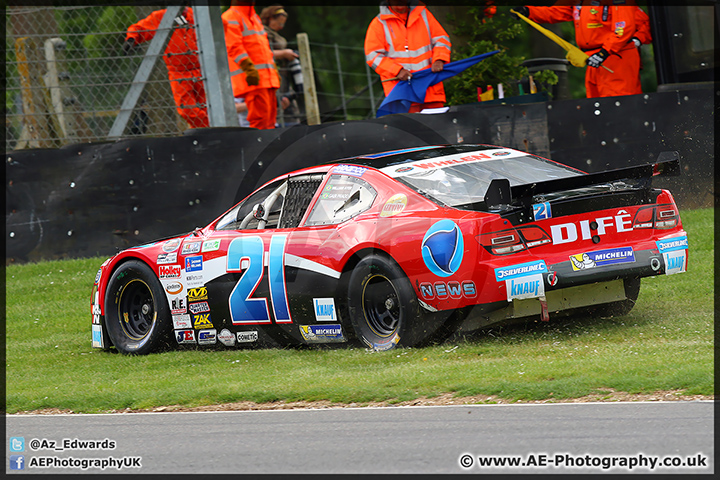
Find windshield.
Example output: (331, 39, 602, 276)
(379, 147, 582, 208)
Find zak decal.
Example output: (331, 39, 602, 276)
(421, 219, 464, 277)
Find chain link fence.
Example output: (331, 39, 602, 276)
(5, 4, 385, 153)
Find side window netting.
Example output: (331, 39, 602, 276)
(278, 174, 324, 229)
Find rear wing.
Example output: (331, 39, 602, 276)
(484, 151, 681, 208)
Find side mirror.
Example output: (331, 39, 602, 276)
(252, 203, 265, 220)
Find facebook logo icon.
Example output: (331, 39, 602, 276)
(10, 455, 25, 470)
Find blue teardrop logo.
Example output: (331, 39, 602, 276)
(421, 220, 464, 277)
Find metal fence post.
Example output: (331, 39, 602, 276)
(334, 43, 348, 121)
(364, 61, 377, 118)
(297, 33, 320, 125)
(193, 4, 238, 127)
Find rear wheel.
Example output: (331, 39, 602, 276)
(104, 260, 173, 355)
(347, 254, 454, 350)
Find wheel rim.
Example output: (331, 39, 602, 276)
(118, 279, 156, 340)
(362, 274, 400, 337)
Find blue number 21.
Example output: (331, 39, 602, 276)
(227, 235, 292, 325)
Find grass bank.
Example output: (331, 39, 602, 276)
(5, 208, 713, 414)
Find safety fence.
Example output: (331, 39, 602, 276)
(4, 5, 385, 153)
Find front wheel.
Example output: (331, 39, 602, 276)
(346, 254, 450, 350)
(104, 260, 173, 355)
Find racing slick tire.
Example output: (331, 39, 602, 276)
(104, 260, 173, 355)
(347, 253, 449, 350)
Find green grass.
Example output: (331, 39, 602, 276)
(5, 208, 713, 413)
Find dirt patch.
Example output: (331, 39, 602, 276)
(12, 389, 714, 415)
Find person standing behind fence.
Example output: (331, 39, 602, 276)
(364, 0, 452, 113)
(513, 3, 644, 98)
(260, 5, 303, 126)
(223, 0, 280, 130)
(123, 7, 209, 129)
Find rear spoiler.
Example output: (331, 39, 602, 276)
(484, 151, 681, 207)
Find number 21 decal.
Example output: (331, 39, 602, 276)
(227, 235, 292, 325)
(532, 201, 552, 221)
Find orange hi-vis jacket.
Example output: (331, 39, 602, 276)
(222, 5, 280, 98)
(365, 2, 452, 103)
(126, 7, 200, 73)
(527, 3, 638, 57)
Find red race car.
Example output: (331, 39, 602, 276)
(91, 144, 688, 354)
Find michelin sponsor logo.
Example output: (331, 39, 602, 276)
(300, 325, 345, 342)
(569, 247, 635, 271)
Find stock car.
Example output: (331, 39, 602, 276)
(91, 144, 689, 354)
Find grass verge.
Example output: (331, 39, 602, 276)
(5, 208, 713, 414)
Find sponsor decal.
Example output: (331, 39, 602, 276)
(157, 252, 178, 265)
(202, 239, 221, 253)
(313, 298, 337, 322)
(656, 236, 688, 276)
(380, 194, 407, 217)
(419, 281, 476, 300)
(92, 291, 102, 324)
(395, 166, 414, 173)
(663, 250, 686, 275)
(192, 312, 214, 329)
(300, 324, 345, 342)
(172, 314, 193, 330)
(494, 260, 547, 282)
(185, 255, 203, 272)
(185, 273, 205, 288)
(656, 235, 689, 253)
(163, 238, 181, 253)
(491, 151, 511, 156)
(550, 210, 634, 245)
(94, 269, 102, 284)
(159, 265, 181, 279)
(237, 331, 259, 343)
(182, 241, 201, 255)
(198, 329, 217, 345)
(176, 329, 196, 344)
(533, 202, 552, 221)
(333, 164, 367, 177)
(92, 324, 104, 349)
(506, 273, 545, 301)
(170, 297, 187, 315)
(569, 247, 635, 271)
(218, 329, 236, 346)
(188, 287, 208, 302)
(188, 301, 210, 315)
(165, 281, 184, 295)
(421, 219, 464, 277)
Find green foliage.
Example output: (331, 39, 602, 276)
(444, 6, 558, 105)
(83, 6, 136, 58)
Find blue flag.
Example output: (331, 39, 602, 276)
(376, 50, 501, 118)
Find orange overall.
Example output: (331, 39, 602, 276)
(126, 7, 209, 128)
(365, 2, 452, 111)
(223, 5, 280, 129)
(528, 3, 643, 97)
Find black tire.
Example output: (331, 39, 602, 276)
(346, 253, 452, 350)
(584, 277, 641, 318)
(104, 260, 173, 355)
